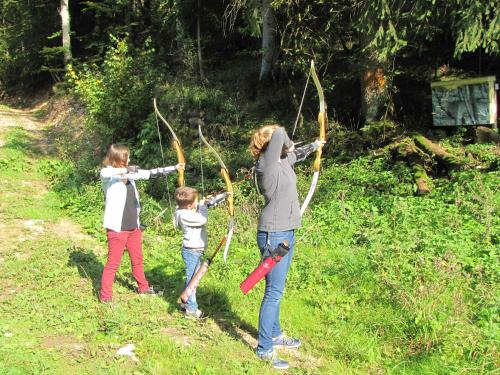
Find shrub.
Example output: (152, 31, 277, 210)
(67, 35, 159, 147)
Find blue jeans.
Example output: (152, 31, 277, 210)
(182, 248, 203, 311)
(256, 230, 295, 354)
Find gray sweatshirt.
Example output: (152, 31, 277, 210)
(174, 204, 209, 251)
(255, 127, 318, 232)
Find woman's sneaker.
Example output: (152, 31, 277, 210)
(184, 309, 203, 319)
(257, 350, 289, 370)
(272, 335, 301, 348)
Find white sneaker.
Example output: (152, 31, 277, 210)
(184, 309, 203, 319)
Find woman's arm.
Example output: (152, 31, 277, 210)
(291, 142, 319, 164)
(286, 140, 325, 165)
(261, 127, 290, 164)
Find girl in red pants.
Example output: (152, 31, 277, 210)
(99, 144, 183, 303)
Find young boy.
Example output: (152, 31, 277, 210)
(173, 186, 228, 318)
(174, 186, 208, 319)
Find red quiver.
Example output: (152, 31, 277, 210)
(240, 241, 289, 295)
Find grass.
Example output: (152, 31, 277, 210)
(0, 113, 307, 374)
(0, 105, 498, 374)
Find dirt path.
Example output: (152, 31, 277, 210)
(0, 104, 92, 254)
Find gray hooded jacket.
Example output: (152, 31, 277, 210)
(255, 127, 318, 232)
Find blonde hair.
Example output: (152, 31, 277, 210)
(249, 124, 280, 159)
(103, 144, 129, 168)
(175, 186, 198, 208)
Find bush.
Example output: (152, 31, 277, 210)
(67, 35, 160, 147)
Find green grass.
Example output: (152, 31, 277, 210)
(0, 107, 498, 374)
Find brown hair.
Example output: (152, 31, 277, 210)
(175, 186, 198, 208)
(103, 144, 129, 168)
(249, 124, 280, 159)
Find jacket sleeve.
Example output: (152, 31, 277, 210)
(260, 127, 289, 168)
(100, 166, 151, 180)
(100, 167, 128, 178)
(287, 142, 319, 164)
(126, 169, 152, 180)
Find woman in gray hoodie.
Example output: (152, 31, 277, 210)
(249, 125, 324, 369)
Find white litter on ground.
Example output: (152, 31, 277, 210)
(116, 343, 139, 362)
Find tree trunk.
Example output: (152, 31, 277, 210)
(197, 0, 204, 81)
(360, 66, 390, 123)
(358, 31, 391, 124)
(60, 0, 72, 68)
(412, 134, 464, 170)
(394, 140, 431, 195)
(259, 0, 277, 82)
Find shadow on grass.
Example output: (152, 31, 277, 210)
(201, 286, 259, 351)
(145, 265, 185, 313)
(2, 123, 57, 158)
(68, 247, 136, 300)
(146, 265, 258, 350)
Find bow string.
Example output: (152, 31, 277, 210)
(198, 124, 235, 263)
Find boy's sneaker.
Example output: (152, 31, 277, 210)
(138, 286, 161, 296)
(272, 335, 301, 348)
(184, 309, 203, 319)
(257, 350, 289, 370)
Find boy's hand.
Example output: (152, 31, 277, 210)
(205, 192, 229, 208)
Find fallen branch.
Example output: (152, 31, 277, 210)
(411, 133, 463, 170)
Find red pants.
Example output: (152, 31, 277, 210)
(99, 228, 149, 301)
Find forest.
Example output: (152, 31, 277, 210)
(0, 0, 498, 373)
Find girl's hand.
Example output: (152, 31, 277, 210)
(314, 139, 326, 148)
(176, 163, 185, 170)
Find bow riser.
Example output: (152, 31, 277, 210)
(220, 168, 234, 217)
(154, 97, 186, 187)
(172, 139, 185, 186)
(313, 112, 327, 172)
(300, 60, 328, 215)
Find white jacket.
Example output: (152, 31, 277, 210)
(100, 167, 152, 232)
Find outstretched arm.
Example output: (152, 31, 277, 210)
(286, 139, 325, 165)
(128, 163, 184, 180)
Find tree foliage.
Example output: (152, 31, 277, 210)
(0, 0, 59, 87)
(0, 0, 497, 132)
